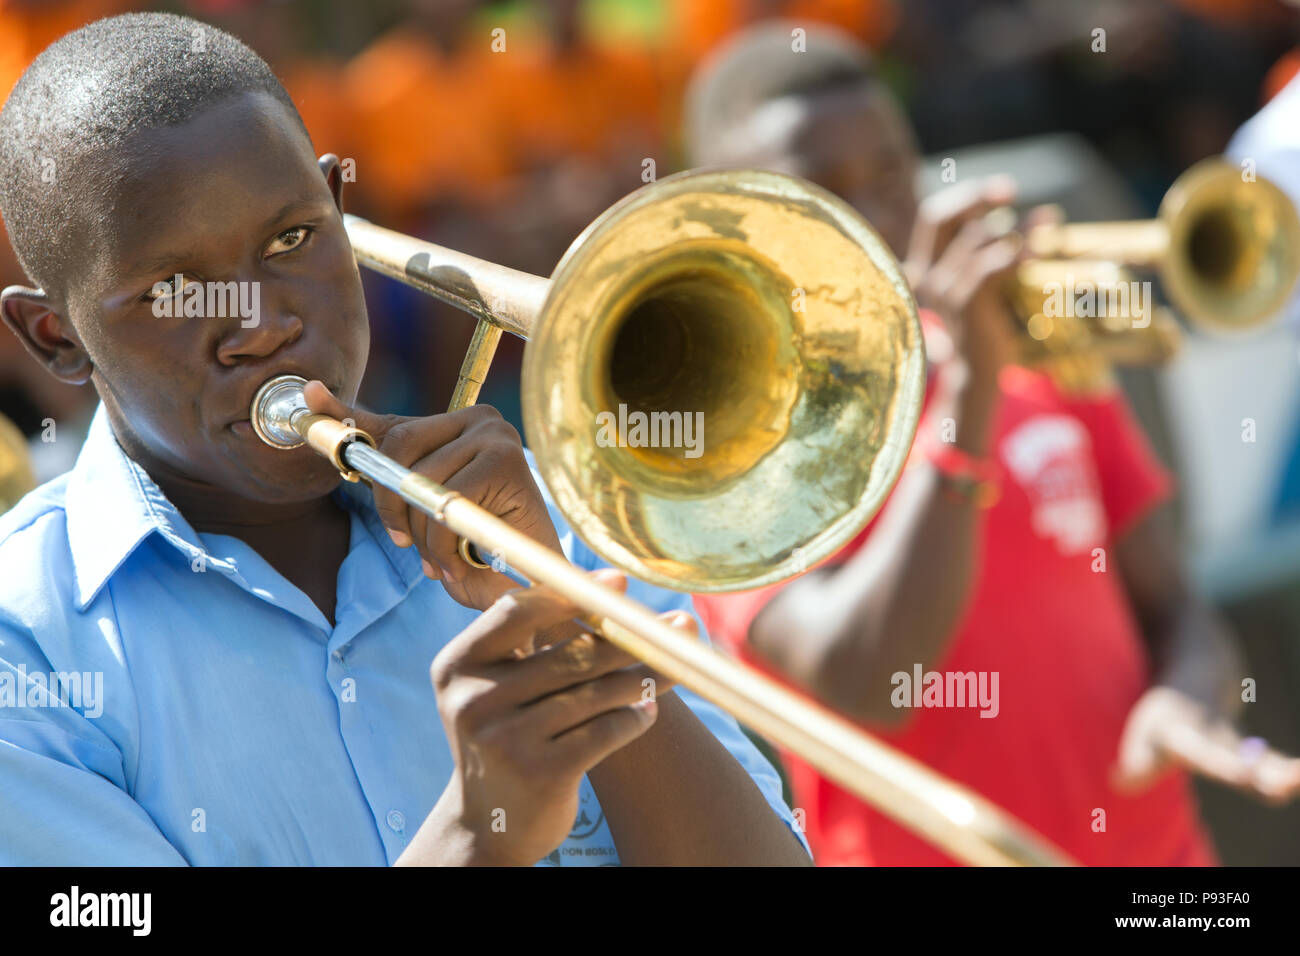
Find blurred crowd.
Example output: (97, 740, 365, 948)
(2, 0, 1297, 451)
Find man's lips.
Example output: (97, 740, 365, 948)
(228, 377, 343, 439)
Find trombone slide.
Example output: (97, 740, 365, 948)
(251, 373, 1075, 867)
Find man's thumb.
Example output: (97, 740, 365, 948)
(302, 380, 399, 441)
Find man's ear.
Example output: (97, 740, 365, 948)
(0, 285, 93, 385)
(318, 153, 344, 213)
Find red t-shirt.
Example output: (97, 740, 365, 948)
(695, 337, 1217, 867)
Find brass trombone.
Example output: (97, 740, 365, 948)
(1012, 158, 1300, 390)
(0, 412, 35, 514)
(253, 168, 1072, 865)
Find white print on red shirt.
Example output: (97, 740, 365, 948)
(998, 414, 1107, 556)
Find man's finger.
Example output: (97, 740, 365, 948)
(520, 664, 661, 739)
(305, 383, 487, 554)
(442, 569, 626, 668)
(414, 443, 514, 582)
(302, 379, 409, 446)
(496, 605, 690, 709)
(1158, 720, 1258, 790)
(1248, 752, 1300, 805)
(1192, 730, 1300, 805)
(498, 630, 643, 706)
(549, 699, 659, 775)
(441, 586, 584, 671)
(303, 380, 418, 546)
(949, 234, 1023, 306)
(909, 175, 1018, 263)
(536, 571, 628, 650)
(1022, 202, 1065, 233)
(924, 217, 997, 304)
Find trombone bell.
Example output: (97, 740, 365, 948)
(522, 170, 925, 593)
(346, 169, 926, 595)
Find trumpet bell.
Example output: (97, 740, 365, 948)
(523, 169, 925, 593)
(1160, 158, 1300, 332)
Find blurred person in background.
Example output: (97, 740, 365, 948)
(686, 22, 1300, 866)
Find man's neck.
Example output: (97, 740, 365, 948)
(105, 416, 355, 625)
(195, 492, 353, 628)
(151, 468, 353, 627)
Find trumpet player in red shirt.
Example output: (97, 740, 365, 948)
(686, 22, 1300, 866)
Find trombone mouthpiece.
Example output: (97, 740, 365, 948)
(250, 374, 309, 449)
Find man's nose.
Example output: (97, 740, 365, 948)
(215, 300, 304, 366)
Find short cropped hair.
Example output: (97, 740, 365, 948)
(683, 20, 877, 167)
(0, 12, 306, 296)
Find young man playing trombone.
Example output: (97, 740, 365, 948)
(687, 22, 1300, 866)
(0, 12, 810, 866)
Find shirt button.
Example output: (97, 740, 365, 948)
(332, 649, 345, 663)
(386, 810, 406, 832)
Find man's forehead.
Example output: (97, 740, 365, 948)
(726, 85, 887, 159)
(88, 93, 322, 269)
(111, 91, 314, 195)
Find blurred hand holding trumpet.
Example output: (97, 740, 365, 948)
(913, 158, 1300, 395)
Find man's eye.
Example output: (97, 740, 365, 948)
(146, 274, 202, 301)
(266, 226, 311, 256)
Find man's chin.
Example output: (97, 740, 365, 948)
(227, 433, 348, 503)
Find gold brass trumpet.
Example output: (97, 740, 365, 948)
(252, 168, 1074, 865)
(1012, 158, 1300, 390)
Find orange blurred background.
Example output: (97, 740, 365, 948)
(3, 0, 1300, 864)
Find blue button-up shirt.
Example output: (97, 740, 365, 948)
(0, 404, 806, 865)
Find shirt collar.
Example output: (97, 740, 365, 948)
(65, 404, 212, 609)
(64, 403, 426, 612)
